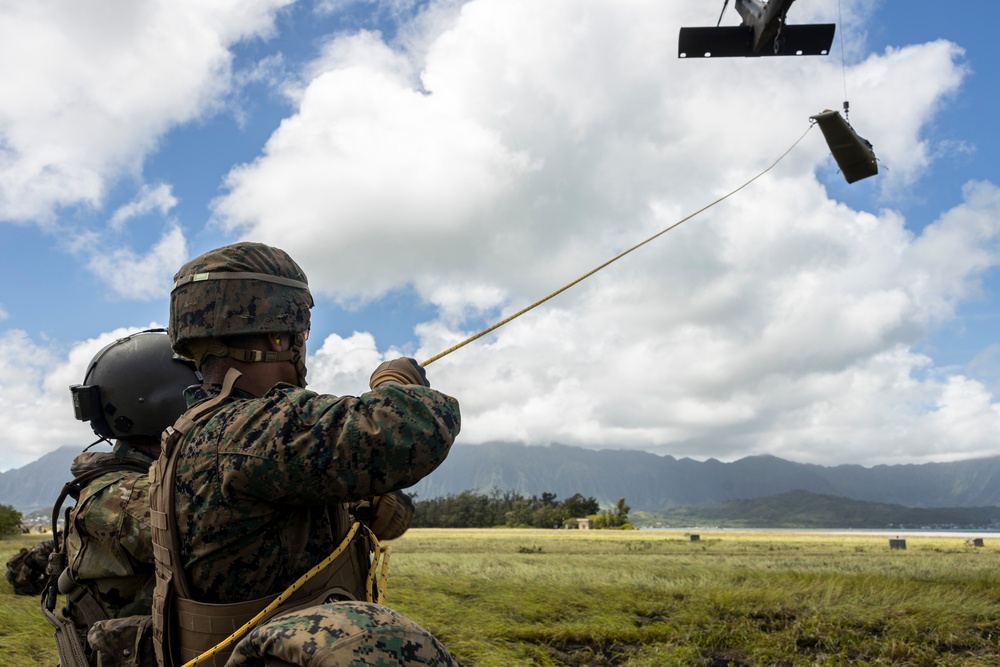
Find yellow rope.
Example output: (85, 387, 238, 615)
(420, 123, 815, 367)
(364, 530, 387, 604)
(182, 521, 375, 667)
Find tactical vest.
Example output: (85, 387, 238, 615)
(149, 369, 375, 667)
(42, 450, 156, 667)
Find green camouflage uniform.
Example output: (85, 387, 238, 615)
(66, 452, 157, 618)
(172, 381, 460, 603)
(41, 450, 160, 667)
(228, 602, 456, 666)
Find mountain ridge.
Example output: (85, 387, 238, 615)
(4, 442, 1000, 514)
(407, 442, 1000, 511)
(651, 489, 1000, 529)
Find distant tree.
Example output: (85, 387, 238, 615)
(588, 497, 633, 530)
(0, 504, 23, 537)
(615, 497, 631, 522)
(412, 490, 624, 529)
(562, 493, 600, 519)
(504, 495, 536, 528)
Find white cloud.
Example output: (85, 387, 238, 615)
(0, 327, 162, 472)
(213, 1, 970, 302)
(213, 29, 538, 300)
(108, 183, 178, 230)
(0, 305, 7, 321)
(207, 0, 999, 466)
(6, 0, 994, 470)
(0, 0, 294, 224)
(307, 331, 384, 395)
(84, 224, 189, 300)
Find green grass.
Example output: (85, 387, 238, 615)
(385, 529, 1000, 666)
(4, 530, 1000, 666)
(0, 535, 60, 667)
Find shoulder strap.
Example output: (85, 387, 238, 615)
(150, 368, 242, 667)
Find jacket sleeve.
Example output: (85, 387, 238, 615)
(215, 384, 460, 505)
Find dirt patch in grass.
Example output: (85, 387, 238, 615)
(540, 641, 636, 666)
(702, 649, 754, 667)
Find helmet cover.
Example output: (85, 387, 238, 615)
(169, 242, 313, 360)
(228, 601, 456, 666)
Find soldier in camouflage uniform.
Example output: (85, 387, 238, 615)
(151, 242, 460, 666)
(42, 329, 200, 667)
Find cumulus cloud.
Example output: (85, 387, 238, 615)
(0, 0, 294, 224)
(108, 183, 178, 230)
(3, 0, 996, 470)
(84, 224, 189, 300)
(214, 1, 969, 300)
(302, 175, 1000, 465)
(208, 0, 998, 466)
(0, 327, 161, 471)
(213, 28, 538, 300)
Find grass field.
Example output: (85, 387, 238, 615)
(0, 534, 59, 667)
(4, 529, 1000, 666)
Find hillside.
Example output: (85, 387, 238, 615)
(407, 442, 1000, 511)
(0, 446, 80, 512)
(647, 489, 1000, 529)
(5, 442, 1000, 515)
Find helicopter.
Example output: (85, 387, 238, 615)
(679, 0, 836, 58)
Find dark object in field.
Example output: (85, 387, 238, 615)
(687, 534, 701, 542)
(5, 538, 54, 595)
(967, 538, 984, 547)
(888, 538, 906, 550)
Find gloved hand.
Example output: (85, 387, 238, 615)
(369, 358, 429, 389)
(351, 492, 415, 541)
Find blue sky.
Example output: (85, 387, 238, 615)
(1, 0, 998, 471)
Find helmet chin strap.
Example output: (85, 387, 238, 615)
(288, 332, 308, 388)
(187, 333, 308, 388)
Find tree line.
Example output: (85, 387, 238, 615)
(411, 490, 632, 529)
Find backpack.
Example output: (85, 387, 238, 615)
(5, 539, 54, 595)
(42, 449, 158, 667)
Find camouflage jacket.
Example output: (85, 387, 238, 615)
(66, 451, 157, 618)
(228, 601, 455, 666)
(173, 381, 460, 603)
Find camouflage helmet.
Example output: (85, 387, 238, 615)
(228, 601, 457, 667)
(169, 242, 313, 362)
(70, 329, 200, 442)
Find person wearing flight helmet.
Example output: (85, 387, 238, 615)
(43, 329, 199, 667)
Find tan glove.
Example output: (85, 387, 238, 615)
(358, 491, 415, 541)
(369, 358, 429, 389)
